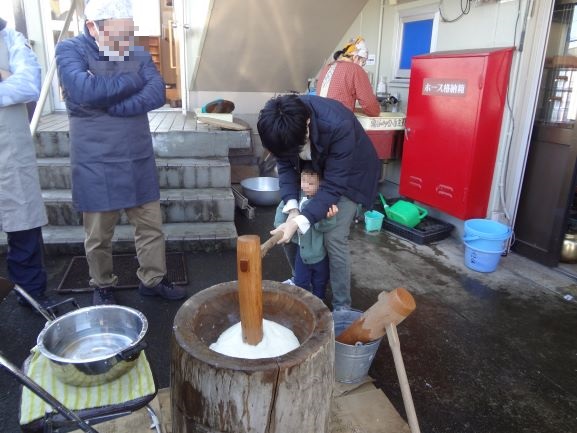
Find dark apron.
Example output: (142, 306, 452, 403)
(69, 54, 159, 212)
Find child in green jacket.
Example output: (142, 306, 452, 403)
(274, 163, 337, 299)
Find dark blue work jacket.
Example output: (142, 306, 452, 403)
(277, 95, 380, 224)
(55, 29, 165, 212)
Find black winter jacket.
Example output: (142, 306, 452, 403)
(55, 27, 165, 212)
(277, 95, 380, 225)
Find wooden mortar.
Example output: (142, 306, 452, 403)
(171, 280, 334, 433)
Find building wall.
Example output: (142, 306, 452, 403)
(19, 0, 554, 232)
(338, 0, 521, 105)
(337, 0, 548, 231)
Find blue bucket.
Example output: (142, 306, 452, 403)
(463, 219, 511, 253)
(464, 242, 505, 273)
(364, 210, 384, 232)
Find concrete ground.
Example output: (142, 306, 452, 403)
(1, 206, 576, 433)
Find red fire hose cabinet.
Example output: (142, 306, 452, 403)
(399, 48, 514, 219)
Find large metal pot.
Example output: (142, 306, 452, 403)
(36, 305, 148, 386)
(240, 176, 281, 206)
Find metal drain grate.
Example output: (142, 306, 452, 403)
(56, 253, 188, 292)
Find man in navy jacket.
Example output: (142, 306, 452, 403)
(257, 94, 380, 310)
(55, 0, 185, 305)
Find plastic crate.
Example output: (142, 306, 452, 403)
(382, 216, 454, 245)
(375, 198, 454, 245)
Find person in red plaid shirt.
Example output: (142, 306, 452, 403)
(316, 36, 380, 116)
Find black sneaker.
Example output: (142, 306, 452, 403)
(138, 277, 186, 300)
(93, 287, 116, 305)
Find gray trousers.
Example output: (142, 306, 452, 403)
(83, 200, 166, 289)
(324, 196, 357, 309)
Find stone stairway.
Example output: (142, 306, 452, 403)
(0, 112, 251, 254)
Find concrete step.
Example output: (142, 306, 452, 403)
(0, 222, 237, 255)
(43, 188, 235, 225)
(37, 157, 232, 190)
(34, 129, 251, 158)
(152, 130, 251, 158)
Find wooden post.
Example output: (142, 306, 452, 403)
(237, 235, 263, 345)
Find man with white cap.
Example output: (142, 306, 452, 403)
(55, 0, 186, 305)
(316, 36, 380, 116)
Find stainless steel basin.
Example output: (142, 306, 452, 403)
(240, 177, 281, 206)
(36, 305, 148, 386)
(355, 112, 406, 130)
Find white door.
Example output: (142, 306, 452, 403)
(41, 0, 83, 111)
(42, 0, 185, 112)
(172, 0, 190, 114)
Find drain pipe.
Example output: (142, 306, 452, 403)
(375, 1, 393, 187)
(378, 160, 389, 183)
(374, 0, 386, 93)
(495, 0, 533, 225)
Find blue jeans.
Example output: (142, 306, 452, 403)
(294, 249, 329, 299)
(6, 227, 47, 297)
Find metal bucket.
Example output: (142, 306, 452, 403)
(333, 309, 382, 383)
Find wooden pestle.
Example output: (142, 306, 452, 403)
(387, 322, 421, 433)
(235, 232, 285, 346)
(336, 287, 416, 344)
(260, 231, 284, 258)
(237, 235, 264, 345)
(336, 288, 421, 433)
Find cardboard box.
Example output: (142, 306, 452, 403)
(82, 383, 410, 433)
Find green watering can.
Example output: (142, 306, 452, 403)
(379, 194, 428, 228)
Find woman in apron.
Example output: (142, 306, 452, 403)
(316, 36, 380, 116)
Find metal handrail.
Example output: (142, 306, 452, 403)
(30, 0, 80, 135)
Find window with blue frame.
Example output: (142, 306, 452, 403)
(394, 5, 438, 79)
(400, 19, 434, 69)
